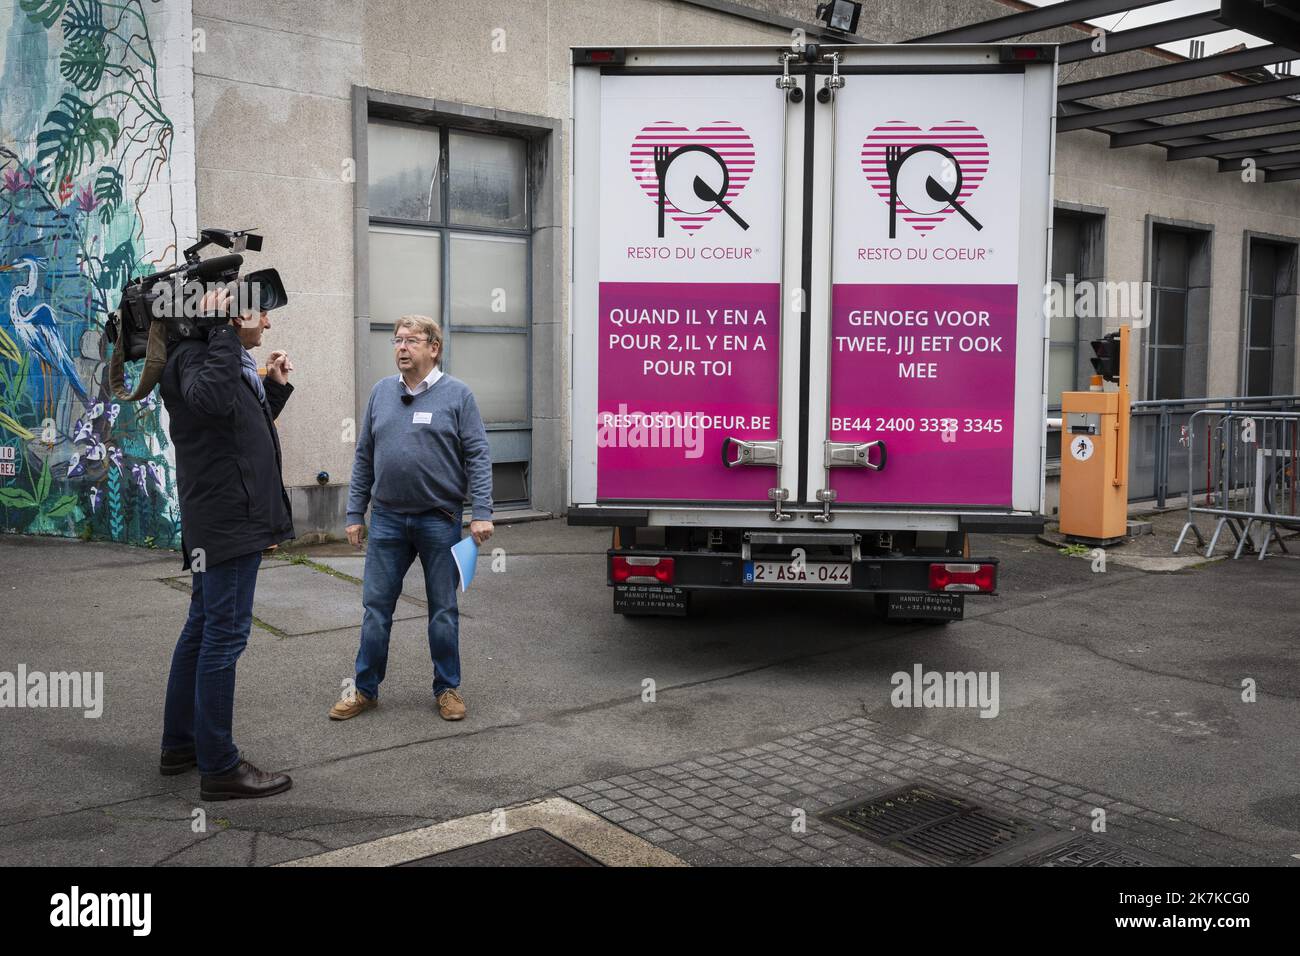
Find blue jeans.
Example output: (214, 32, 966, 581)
(356, 506, 461, 700)
(161, 550, 262, 775)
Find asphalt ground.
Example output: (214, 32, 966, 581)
(0, 514, 1296, 866)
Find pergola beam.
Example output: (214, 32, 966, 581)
(913, 0, 1168, 43)
(1056, 76, 1300, 131)
(1169, 129, 1300, 160)
(1218, 147, 1300, 171)
(1058, 13, 1227, 64)
(1110, 105, 1300, 147)
(1060, 44, 1294, 100)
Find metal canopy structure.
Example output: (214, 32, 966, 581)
(910, 0, 1300, 184)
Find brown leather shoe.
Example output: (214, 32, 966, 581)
(436, 689, 466, 721)
(329, 690, 377, 720)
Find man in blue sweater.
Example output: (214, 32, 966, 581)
(332, 314, 493, 722)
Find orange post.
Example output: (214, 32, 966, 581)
(1059, 326, 1130, 542)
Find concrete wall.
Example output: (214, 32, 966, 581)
(192, 0, 364, 515)
(189, 0, 1300, 537)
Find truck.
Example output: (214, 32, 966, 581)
(567, 41, 1057, 622)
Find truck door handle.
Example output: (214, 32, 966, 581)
(722, 437, 782, 469)
(825, 439, 887, 471)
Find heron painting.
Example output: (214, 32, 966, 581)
(0, 255, 91, 412)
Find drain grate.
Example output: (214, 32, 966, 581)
(399, 828, 603, 867)
(824, 782, 1046, 866)
(1013, 836, 1164, 867)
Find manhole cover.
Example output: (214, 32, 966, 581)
(1013, 836, 1164, 867)
(824, 782, 1047, 866)
(399, 829, 603, 867)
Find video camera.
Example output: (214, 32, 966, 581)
(106, 227, 288, 362)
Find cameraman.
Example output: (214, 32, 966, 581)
(157, 287, 296, 801)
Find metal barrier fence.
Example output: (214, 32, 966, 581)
(1173, 409, 1300, 560)
(1128, 395, 1299, 507)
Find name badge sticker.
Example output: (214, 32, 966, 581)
(412, 411, 433, 424)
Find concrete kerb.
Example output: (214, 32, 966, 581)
(279, 796, 685, 867)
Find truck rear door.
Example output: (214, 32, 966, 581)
(804, 46, 1055, 519)
(571, 51, 806, 509)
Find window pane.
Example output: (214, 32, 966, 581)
(1249, 242, 1276, 296)
(367, 325, 398, 395)
(368, 121, 441, 221)
(449, 332, 528, 423)
(450, 233, 528, 327)
(1248, 297, 1273, 349)
(369, 227, 441, 327)
(1247, 350, 1272, 397)
(1154, 290, 1186, 346)
(449, 130, 526, 228)
(1047, 345, 1076, 406)
(1154, 230, 1189, 289)
(1049, 303, 1077, 344)
(492, 462, 529, 504)
(1154, 349, 1184, 400)
(1052, 216, 1080, 282)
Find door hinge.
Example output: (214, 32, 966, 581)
(815, 440, 888, 523)
(768, 487, 796, 522)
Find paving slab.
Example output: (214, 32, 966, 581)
(560, 715, 1289, 867)
(161, 561, 427, 636)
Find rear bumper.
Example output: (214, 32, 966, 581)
(607, 549, 998, 595)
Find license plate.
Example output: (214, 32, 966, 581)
(743, 561, 851, 586)
(886, 592, 965, 620)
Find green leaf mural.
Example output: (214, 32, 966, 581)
(93, 165, 122, 224)
(18, 0, 68, 29)
(0, 487, 37, 509)
(36, 457, 52, 504)
(45, 495, 79, 519)
(99, 239, 136, 291)
(60, 35, 109, 92)
(35, 92, 120, 188)
(4, 0, 179, 548)
(60, 0, 105, 45)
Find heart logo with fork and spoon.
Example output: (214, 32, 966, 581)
(629, 120, 755, 238)
(860, 120, 989, 238)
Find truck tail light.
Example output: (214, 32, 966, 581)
(612, 555, 675, 585)
(929, 562, 995, 593)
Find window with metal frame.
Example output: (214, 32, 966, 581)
(1242, 238, 1298, 397)
(1047, 210, 1105, 460)
(1147, 227, 1211, 402)
(366, 119, 532, 507)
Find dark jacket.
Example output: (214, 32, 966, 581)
(160, 324, 295, 570)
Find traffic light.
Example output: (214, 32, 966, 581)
(1090, 332, 1121, 383)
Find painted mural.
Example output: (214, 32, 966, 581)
(0, 0, 189, 545)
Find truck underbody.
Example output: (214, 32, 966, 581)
(596, 520, 1029, 621)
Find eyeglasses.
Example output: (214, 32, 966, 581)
(391, 336, 429, 347)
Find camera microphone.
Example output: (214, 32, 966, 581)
(401, 395, 413, 405)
